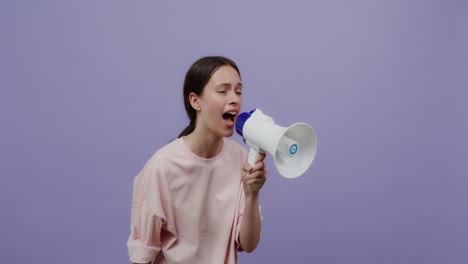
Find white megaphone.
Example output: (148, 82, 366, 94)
(235, 109, 317, 179)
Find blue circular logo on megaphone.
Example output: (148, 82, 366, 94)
(289, 144, 298, 155)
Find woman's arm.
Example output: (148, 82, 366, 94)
(239, 153, 267, 252)
(239, 191, 262, 252)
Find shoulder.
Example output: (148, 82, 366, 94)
(134, 139, 181, 176)
(146, 138, 184, 170)
(133, 139, 182, 187)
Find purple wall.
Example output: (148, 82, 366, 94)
(1, 1, 466, 263)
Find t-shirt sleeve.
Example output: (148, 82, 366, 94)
(127, 164, 174, 263)
(127, 201, 163, 263)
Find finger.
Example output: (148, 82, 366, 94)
(250, 161, 265, 172)
(240, 164, 249, 181)
(246, 177, 264, 186)
(241, 163, 252, 173)
(245, 170, 265, 181)
(255, 152, 267, 163)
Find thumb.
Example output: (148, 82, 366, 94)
(241, 163, 251, 181)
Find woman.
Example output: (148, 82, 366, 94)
(127, 56, 267, 264)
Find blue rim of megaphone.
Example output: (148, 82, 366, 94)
(235, 109, 256, 137)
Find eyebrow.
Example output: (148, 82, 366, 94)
(216, 82, 243, 88)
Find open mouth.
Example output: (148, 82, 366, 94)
(222, 111, 238, 122)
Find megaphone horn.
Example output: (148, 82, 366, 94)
(235, 109, 317, 179)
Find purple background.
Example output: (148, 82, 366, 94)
(1, 1, 466, 263)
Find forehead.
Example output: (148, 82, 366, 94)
(209, 65, 241, 85)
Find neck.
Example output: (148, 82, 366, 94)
(183, 128, 224, 159)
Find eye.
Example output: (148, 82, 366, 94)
(236, 91, 242, 95)
(218, 90, 227, 94)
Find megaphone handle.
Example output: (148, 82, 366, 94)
(248, 148, 259, 167)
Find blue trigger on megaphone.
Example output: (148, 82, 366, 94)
(235, 108, 317, 179)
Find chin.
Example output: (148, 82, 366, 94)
(223, 130, 234, 137)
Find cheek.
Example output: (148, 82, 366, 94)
(211, 97, 226, 109)
(204, 102, 220, 118)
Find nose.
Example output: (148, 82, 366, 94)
(229, 91, 241, 105)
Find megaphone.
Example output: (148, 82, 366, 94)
(235, 109, 317, 179)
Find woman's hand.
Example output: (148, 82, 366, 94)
(241, 152, 267, 197)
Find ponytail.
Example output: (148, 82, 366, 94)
(178, 121, 195, 138)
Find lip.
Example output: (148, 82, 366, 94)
(222, 108, 239, 128)
(223, 108, 240, 116)
(224, 107, 240, 113)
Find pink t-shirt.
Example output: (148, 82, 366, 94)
(127, 137, 250, 264)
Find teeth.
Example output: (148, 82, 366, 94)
(228, 112, 237, 115)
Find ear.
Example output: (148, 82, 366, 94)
(189, 92, 202, 111)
